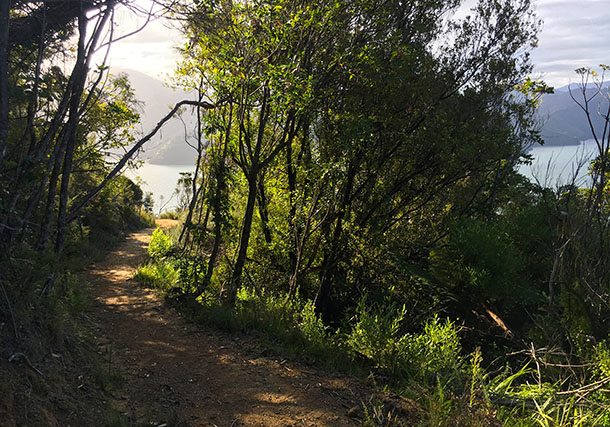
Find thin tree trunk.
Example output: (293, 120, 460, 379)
(225, 175, 258, 305)
(180, 92, 206, 246)
(193, 137, 230, 296)
(315, 213, 343, 321)
(18, 176, 46, 240)
(23, 13, 46, 163)
(193, 203, 222, 299)
(314, 159, 357, 320)
(0, 0, 9, 172)
(286, 127, 298, 290)
(55, 0, 119, 252)
(55, 5, 88, 252)
(37, 131, 68, 250)
(256, 177, 272, 244)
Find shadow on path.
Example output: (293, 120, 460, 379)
(86, 224, 363, 426)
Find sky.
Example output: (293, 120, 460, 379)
(102, 1, 182, 80)
(104, 0, 610, 88)
(530, 0, 610, 86)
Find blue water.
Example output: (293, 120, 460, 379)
(125, 163, 194, 213)
(518, 140, 599, 187)
(124, 140, 602, 213)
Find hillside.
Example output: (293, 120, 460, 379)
(118, 70, 610, 154)
(538, 83, 610, 146)
(111, 68, 199, 165)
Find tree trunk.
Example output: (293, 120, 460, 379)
(225, 175, 258, 305)
(288, 120, 311, 295)
(286, 134, 298, 290)
(180, 91, 206, 246)
(37, 132, 67, 250)
(193, 203, 223, 299)
(193, 131, 230, 297)
(55, 6, 88, 253)
(314, 158, 358, 320)
(256, 177, 272, 245)
(54, 124, 78, 252)
(315, 213, 344, 321)
(18, 177, 46, 241)
(0, 0, 9, 172)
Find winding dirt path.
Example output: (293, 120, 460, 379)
(86, 221, 365, 426)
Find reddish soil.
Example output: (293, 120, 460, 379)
(86, 221, 367, 426)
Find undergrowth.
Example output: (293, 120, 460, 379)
(0, 207, 153, 426)
(135, 227, 610, 426)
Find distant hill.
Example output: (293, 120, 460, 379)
(114, 69, 609, 159)
(111, 68, 200, 165)
(537, 83, 610, 146)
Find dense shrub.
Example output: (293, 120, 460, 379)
(430, 219, 531, 305)
(134, 261, 179, 290)
(147, 228, 173, 259)
(347, 298, 463, 385)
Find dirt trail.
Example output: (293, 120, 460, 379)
(86, 221, 364, 426)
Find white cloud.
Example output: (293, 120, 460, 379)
(532, 0, 610, 87)
(103, 0, 610, 88)
(101, 0, 182, 80)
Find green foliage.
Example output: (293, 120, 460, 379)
(84, 73, 141, 148)
(492, 359, 610, 426)
(159, 210, 182, 220)
(135, 263, 348, 367)
(224, 288, 334, 362)
(409, 317, 464, 382)
(347, 298, 463, 385)
(430, 216, 544, 306)
(346, 299, 409, 371)
(147, 228, 173, 259)
(173, 255, 206, 292)
(593, 340, 610, 379)
(529, 396, 608, 427)
(431, 220, 521, 301)
(298, 300, 327, 347)
(134, 261, 179, 291)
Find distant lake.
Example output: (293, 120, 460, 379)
(519, 139, 599, 187)
(125, 163, 194, 213)
(124, 141, 601, 213)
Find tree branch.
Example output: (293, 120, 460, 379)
(66, 99, 216, 222)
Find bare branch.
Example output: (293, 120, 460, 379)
(67, 99, 216, 222)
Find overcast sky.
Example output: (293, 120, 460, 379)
(105, 0, 610, 88)
(531, 0, 610, 86)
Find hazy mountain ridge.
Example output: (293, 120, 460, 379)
(116, 69, 609, 164)
(538, 83, 610, 146)
(112, 68, 199, 165)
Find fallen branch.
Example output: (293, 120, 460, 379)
(9, 352, 43, 377)
(557, 377, 610, 398)
(483, 302, 514, 338)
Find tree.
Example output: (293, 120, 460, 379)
(178, 0, 334, 304)
(548, 66, 610, 339)
(0, 0, 216, 257)
(175, 0, 540, 316)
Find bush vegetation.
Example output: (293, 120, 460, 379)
(2, 0, 610, 424)
(137, 218, 610, 425)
